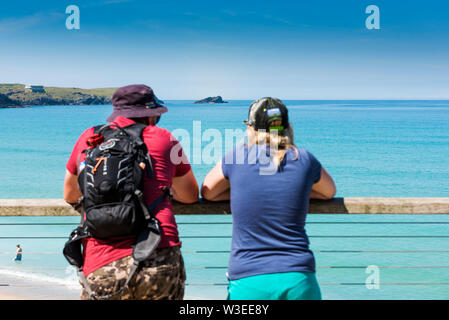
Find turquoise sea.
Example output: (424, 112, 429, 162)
(0, 100, 449, 299)
(1, 100, 449, 198)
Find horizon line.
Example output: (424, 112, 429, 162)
(1, 83, 448, 101)
(163, 98, 449, 101)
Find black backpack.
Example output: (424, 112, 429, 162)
(63, 122, 170, 299)
(79, 122, 153, 238)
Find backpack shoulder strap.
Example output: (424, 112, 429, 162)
(122, 123, 155, 179)
(93, 122, 146, 138)
(93, 125, 104, 134)
(123, 122, 147, 139)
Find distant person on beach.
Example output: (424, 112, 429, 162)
(13, 244, 22, 262)
(63, 84, 199, 300)
(202, 97, 336, 300)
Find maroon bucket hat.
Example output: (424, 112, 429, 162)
(106, 84, 168, 122)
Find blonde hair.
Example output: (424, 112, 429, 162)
(247, 121, 298, 168)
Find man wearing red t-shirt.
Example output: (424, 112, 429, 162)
(63, 84, 199, 300)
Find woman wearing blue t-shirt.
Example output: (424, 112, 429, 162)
(201, 97, 336, 300)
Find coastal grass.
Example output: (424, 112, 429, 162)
(0, 83, 116, 98)
(44, 86, 117, 100)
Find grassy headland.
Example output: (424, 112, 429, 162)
(0, 83, 117, 108)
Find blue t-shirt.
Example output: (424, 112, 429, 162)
(222, 144, 322, 280)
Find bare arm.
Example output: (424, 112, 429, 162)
(171, 169, 199, 204)
(63, 170, 82, 204)
(201, 160, 230, 201)
(310, 167, 336, 200)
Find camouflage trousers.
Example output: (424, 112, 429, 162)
(80, 246, 186, 300)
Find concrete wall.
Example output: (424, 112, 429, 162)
(0, 198, 448, 216)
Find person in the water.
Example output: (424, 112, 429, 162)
(13, 244, 22, 262)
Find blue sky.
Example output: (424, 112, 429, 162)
(0, 0, 448, 99)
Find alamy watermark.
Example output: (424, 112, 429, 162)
(65, 5, 381, 31)
(168, 121, 283, 176)
(365, 265, 380, 289)
(365, 5, 380, 30)
(66, 5, 80, 30)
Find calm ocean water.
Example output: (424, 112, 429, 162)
(1, 100, 449, 299)
(1, 100, 448, 198)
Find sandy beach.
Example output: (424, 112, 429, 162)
(0, 273, 80, 300)
(0, 292, 22, 300)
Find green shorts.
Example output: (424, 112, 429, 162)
(228, 272, 322, 300)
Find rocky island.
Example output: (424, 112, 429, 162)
(193, 96, 228, 104)
(0, 83, 116, 108)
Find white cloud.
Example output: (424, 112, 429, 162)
(0, 12, 63, 32)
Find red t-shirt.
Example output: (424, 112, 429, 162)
(66, 116, 191, 276)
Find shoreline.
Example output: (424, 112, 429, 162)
(0, 271, 207, 300)
(0, 273, 80, 300)
(0, 292, 22, 300)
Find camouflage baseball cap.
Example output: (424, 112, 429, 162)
(244, 97, 289, 131)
